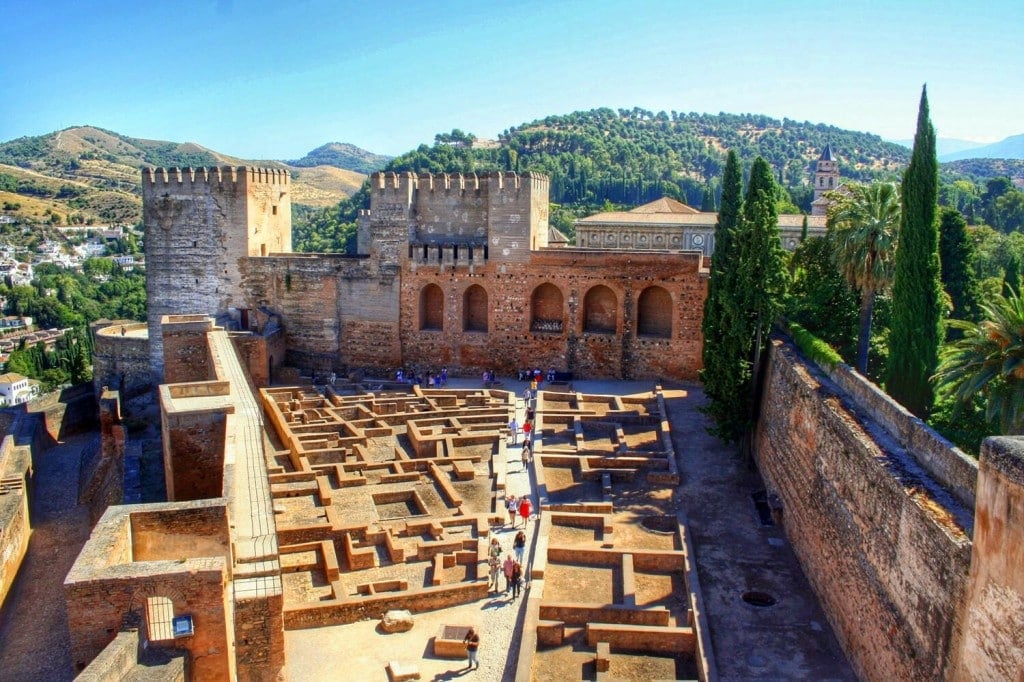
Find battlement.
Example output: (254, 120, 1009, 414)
(141, 166, 290, 189)
(369, 170, 549, 196)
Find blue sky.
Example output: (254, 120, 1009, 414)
(3, 0, 1022, 159)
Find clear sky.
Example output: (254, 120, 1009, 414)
(3, 0, 1022, 160)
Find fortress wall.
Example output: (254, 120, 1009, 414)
(949, 435, 1024, 681)
(487, 172, 548, 262)
(398, 249, 706, 379)
(754, 337, 973, 681)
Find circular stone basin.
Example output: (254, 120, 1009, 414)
(742, 591, 777, 608)
(640, 515, 676, 534)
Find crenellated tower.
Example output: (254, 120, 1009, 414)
(810, 145, 840, 216)
(361, 170, 550, 269)
(142, 166, 291, 378)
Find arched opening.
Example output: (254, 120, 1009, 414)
(530, 283, 564, 333)
(583, 285, 617, 334)
(637, 286, 672, 338)
(420, 284, 444, 331)
(463, 284, 488, 332)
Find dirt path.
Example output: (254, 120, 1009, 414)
(0, 432, 95, 681)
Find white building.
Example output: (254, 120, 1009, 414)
(0, 373, 35, 406)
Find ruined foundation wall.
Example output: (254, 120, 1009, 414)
(754, 337, 973, 681)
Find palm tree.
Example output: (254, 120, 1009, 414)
(933, 288, 1024, 435)
(828, 182, 901, 374)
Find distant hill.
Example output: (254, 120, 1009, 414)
(289, 142, 392, 174)
(941, 158, 1024, 183)
(0, 126, 365, 226)
(895, 137, 984, 158)
(940, 134, 1024, 162)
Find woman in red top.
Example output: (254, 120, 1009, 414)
(523, 421, 532, 441)
(518, 496, 532, 525)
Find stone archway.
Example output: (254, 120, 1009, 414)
(463, 285, 488, 333)
(637, 286, 672, 338)
(420, 284, 444, 331)
(530, 283, 564, 333)
(583, 285, 617, 334)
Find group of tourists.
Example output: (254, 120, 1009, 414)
(505, 494, 533, 528)
(486, 533, 527, 598)
(395, 366, 448, 387)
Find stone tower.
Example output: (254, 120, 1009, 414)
(810, 144, 839, 216)
(142, 166, 291, 378)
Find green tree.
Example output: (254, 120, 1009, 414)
(934, 288, 1024, 434)
(829, 182, 901, 373)
(700, 150, 749, 442)
(700, 181, 716, 211)
(1005, 255, 1022, 298)
(788, 236, 859, 359)
(938, 208, 980, 331)
(888, 86, 944, 418)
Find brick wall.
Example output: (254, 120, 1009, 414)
(398, 249, 706, 379)
(92, 322, 152, 399)
(754, 337, 973, 680)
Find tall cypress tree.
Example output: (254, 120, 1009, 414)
(700, 150, 748, 442)
(888, 86, 944, 417)
(736, 157, 789, 427)
(938, 207, 979, 333)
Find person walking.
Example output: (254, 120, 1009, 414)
(488, 553, 501, 592)
(510, 560, 523, 601)
(513, 530, 526, 564)
(503, 554, 515, 593)
(506, 495, 518, 527)
(463, 627, 480, 670)
(508, 416, 518, 445)
(521, 443, 530, 470)
(519, 496, 532, 525)
(523, 421, 532, 445)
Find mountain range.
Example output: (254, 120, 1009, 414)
(2, 116, 1023, 229)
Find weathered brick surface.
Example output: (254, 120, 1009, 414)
(949, 436, 1024, 681)
(754, 337, 973, 681)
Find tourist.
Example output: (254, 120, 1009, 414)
(463, 627, 480, 670)
(523, 421, 532, 445)
(510, 560, 523, 601)
(506, 495, 518, 527)
(513, 530, 526, 564)
(440, 367, 448, 386)
(519, 496, 532, 525)
(503, 554, 515, 593)
(488, 543, 501, 592)
(546, 367, 555, 382)
(330, 371, 336, 385)
(396, 368, 403, 383)
(521, 444, 530, 471)
(508, 416, 518, 445)
(523, 386, 532, 402)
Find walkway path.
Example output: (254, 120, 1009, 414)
(0, 432, 95, 681)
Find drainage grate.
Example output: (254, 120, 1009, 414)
(742, 591, 777, 607)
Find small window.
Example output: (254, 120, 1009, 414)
(272, 205, 278, 215)
(146, 596, 175, 642)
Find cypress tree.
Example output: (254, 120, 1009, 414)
(888, 86, 944, 417)
(800, 214, 809, 242)
(736, 157, 789, 429)
(938, 207, 979, 332)
(701, 181, 717, 212)
(700, 151, 748, 442)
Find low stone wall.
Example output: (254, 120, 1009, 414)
(283, 582, 488, 629)
(754, 336, 973, 680)
(539, 602, 670, 626)
(824, 357, 978, 509)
